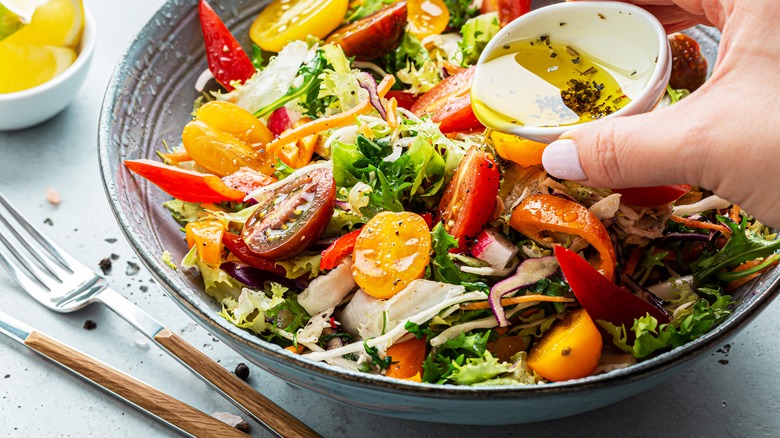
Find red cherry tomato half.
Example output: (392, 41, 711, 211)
(437, 146, 500, 249)
(411, 66, 483, 133)
(242, 168, 336, 259)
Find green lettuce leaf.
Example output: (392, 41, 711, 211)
(458, 13, 500, 66)
(599, 288, 733, 358)
(275, 253, 322, 279)
(345, 0, 394, 22)
(448, 351, 509, 385)
(163, 200, 207, 225)
(429, 223, 478, 285)
(218, 283, 288, 335)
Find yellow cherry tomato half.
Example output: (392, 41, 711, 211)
(407, 0, 449, 40)
(250, 0, 349, 52)
(182, 101, 275, 177)
(352, 212, 431, 299)
(526, 309, 603, 382)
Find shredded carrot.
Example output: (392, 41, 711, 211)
(494, 326, 508, 336)
(285, 345, 305, 354)
(670, 215, 732, 236)
(158, 150, 192, 163)
(729, 205, 742, 223)
(385, 97, 399, 130)
(622, 246, 643, 277)
(726, 255, 780, 291)
(266, 75, 395, 152)
(460, 295, 575, 311)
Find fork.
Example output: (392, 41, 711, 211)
(0, 192, 319, 438)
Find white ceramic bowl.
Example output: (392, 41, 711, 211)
(0, 7, 96, 131)
(473, 1, 671, 143)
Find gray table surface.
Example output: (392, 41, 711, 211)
(1, 1, 779, 437)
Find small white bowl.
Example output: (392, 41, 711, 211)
(0, 7, 96, 131)
(473, 1, 670, 143)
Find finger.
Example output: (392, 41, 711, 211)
(541, 97, 712, 189)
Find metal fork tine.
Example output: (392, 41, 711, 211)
(0, 212, 68, 281)
(0, 232, 55, 302)
(0, 192, 75, 273)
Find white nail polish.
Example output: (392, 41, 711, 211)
(542, 139, 587, 180)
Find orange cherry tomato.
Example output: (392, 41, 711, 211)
(182, 101, 275, 177)
(490, 131, 548, 167)
(385, 337, 427, 379)
(509, 194, 616, 281)
(352, 212, 431, 299)
(407, 0, 449, 40)
(526, 309, 602, 382)
(185, 219, 226, 268)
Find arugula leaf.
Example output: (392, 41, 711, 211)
(599, 288, 733, 358)
(429, 223, 479, 285)
(529, 276, 570, 313)
(693, 216, 780, 280)
(254, 49, 327, 117)
(405, 321, 432, 340)
(636, 246, 669, 285)
(363, 341, 394, 370)
(458, 13, 500, 66)
(443, 0, 480, 29)
(332, 133, 448, 217)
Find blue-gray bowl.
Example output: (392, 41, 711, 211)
(97, 0, 779, 425)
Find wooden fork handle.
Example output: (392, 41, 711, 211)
(153, 329, 320, 438)
(24, 331, 248, 438)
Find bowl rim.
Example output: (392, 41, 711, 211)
(474, 1, 671, 140)
(0, 6, 96, 102)
(97, 0, 780, 398)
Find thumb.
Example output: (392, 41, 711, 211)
(541, 99, 710, 189)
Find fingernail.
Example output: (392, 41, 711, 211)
(542, 139, 587, 180)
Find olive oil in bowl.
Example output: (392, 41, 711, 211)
(472, 36, 641, 129)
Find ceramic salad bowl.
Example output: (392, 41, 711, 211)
(98, 0, 780, 425)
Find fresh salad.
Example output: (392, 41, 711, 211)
(126, 0, 780, 385)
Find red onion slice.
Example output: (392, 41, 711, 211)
(356, 72, 386, 120)
(489, 256, 560, 327)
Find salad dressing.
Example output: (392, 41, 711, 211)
(472, 37, 637, 128)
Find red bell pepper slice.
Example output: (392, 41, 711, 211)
(320, 228, 362, 270)
(222, 232, 285, 274)
(555, 246, 670, 331)
(613, 185, 691, 208)
(198, 0, 255, 91)
(124, 159, 246, 203)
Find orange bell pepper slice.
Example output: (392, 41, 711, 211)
(510, 194, 616, 281)
(124, 159, 246, 203)
(185, 219, 226, 268)
(384, 337, 427, 380)
(273, 117, 318, 169)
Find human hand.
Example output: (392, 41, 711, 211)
(542, 0, 780, 227)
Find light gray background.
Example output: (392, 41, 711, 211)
(1, 1, 778, 437)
